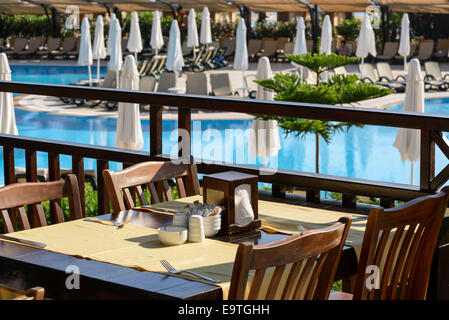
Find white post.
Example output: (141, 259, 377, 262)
(193, 47, 196, 59)
(242, 70, 246, 96)
(116, 70, 119, 89)
(97, 59, 100, 83)
(88, 65, 92, 87)
(411, 162, 414, 185)
(403, 56, 407, 72)
(134, 52, 138, 63)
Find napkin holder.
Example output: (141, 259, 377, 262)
(203, 171, 261, 235)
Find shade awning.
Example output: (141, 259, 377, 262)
(232, 0, 308, 12)
(307, 0, 374, 12)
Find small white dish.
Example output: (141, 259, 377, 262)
(203, 215, 221, 237)
(158, 225, 188, 245)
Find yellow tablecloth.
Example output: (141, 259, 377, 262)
(6, 195, 369, 299)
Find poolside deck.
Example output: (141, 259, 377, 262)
(10, 60, 449, 119)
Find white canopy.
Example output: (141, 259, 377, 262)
(187, 8, 199, 49)
(78, 17, 93, 86)
(356, 13, 377, 63)
(106, 13, 116, 56)
(233, 18, 248, 71)
(166, 20, 184, 73)
(108, 17, 123, 88)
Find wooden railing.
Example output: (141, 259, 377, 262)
(0, 80, 449, 213)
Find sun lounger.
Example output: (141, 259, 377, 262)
(139, 75, 157, 92)
(221, 39, 235, 58)
(36, 37, 60, 59)
(376, 42, 399, 61)
(244, 74, 258, 99)
(394, 42, 416, 61)
(424, 61, 449, 90)
(156, 72, 176, 93)
(414, 39, 434, 62)
(433, 39, 449, 61)
(376, 62, 407, 87)
(16, 38, 42, 59)
(359, 63, 405, 92)
(6, 37, 27, 58)
(248, 39, 262, 62)
(306, 39, 313, 52)
(257, 39, 278, 61)
(51, 37, 76, 59)
(210, 73, 237, 97)
(186, 73, 208, 95)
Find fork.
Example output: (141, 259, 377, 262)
(160, 259, 221, 283)
(83, 217, 129, 228)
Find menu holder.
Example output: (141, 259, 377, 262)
(203, 171, 261, 235)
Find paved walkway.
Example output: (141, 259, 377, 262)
(10, 60, 449, 119)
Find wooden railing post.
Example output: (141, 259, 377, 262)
(3, 146, 16, 230)
(72, 156, 85, 217)
(26, 148, 38, 227)
(97, 160, 109, 215)
(48, 152, 64, 224)
(420, 130, 435, 192)
(178, 108, 191, 158)
(150, 104, 162, 156)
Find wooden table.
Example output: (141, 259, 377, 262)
(0, 195, 446, 300)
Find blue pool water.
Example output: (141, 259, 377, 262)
(4, 65, 449, 189)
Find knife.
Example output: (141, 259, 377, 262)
(135, 206, 181, 214)
(0, 235, 47, 248)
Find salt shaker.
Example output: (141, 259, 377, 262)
(188, 215, 205, 242)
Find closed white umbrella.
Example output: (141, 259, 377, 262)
(356, 13, 377, 65)
(319, 15, 332, 82)
(166, 20, 184, 91)
(187, 8, 199, 59)
(398, 13, 410, 72)
(116, 55, 143, 150)
(127, 12, 143, 62)
(200, 7, 212, 47)
(78, 17, 93, 86)
(0, 53, 18, 135)
(234, 18, 248, 95)
(249, 56, 281, 171)
(393, 58, 424, 185)
(106, 13, 116, 56)
(92, 15, 106, 83)
(293, 16, 308, 81)
(108, 18, 122, 89)
(150, 11, 164, 55)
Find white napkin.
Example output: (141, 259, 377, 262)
(234, 184, 254, 226)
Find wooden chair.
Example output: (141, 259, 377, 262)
(102, 161, 201, 214)
(12, 287, 45, 300)
(228, 217, 352, 300)
(0, 174, 82, 233)
(333, 186, 449, 300)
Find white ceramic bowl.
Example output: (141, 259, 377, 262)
(158, 225, 188, 245)
(203, 215, 221, 237)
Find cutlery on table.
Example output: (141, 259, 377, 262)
(133, 206, 180, 214)
(0, 235, 46, 248)
(83, 217, 130, 228)
(160, 259, 221, 283)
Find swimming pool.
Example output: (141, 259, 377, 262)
(5, 65, 449, 189)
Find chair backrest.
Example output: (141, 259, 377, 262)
(376, 62, 394, 80)
(332, 66, 346, 75)
(408, 42, 417, 58)
(27, 38, 42, 51)
(262, 40, 278, 56)
(346, 40, 356, 55)
(331, 39, 337, 53)
(62, 37, 76, 52)
(435, 38, 449, 53)
(12, 287, 45, 300)
(47, 37, 61, 51)
(210, 73, 233, 96)
(359, 63, 378, 81)
(276, 37, 290, 51)
(416, 39, 434, 60)
(101, 70, 118, 88)
(283, 42, 295, 55)
(12, 38, 27, 51)
(381, 42, 398, 58)
(222, 39, 235, 56)
(138, 59, 149, 74)
(186, 73, 208, 95)
(102, 161, 201, 213)
(424, 61, 442, 81)
(0, 174, 82, 233)
(247, 39, 262, 55)
(156, 72, 176, 92)
(244, 74, 258, 92)
(139, 75, 157, 91)
(353, 186, 449, 300)
(228, 217, 352, 300)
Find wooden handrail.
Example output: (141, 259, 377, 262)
(2, 80, 449, 131)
